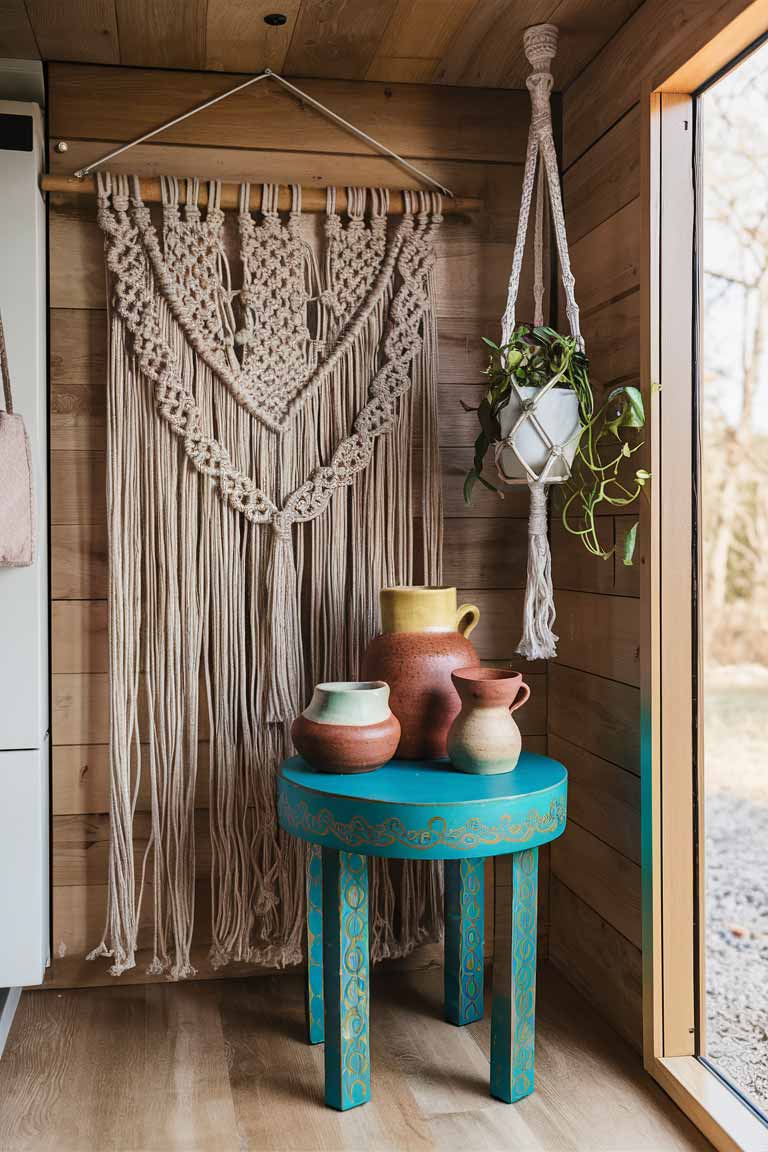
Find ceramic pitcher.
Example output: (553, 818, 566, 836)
(447, 667, 531, 775)
(292, 681, 400, 773)
(362, 586, 480, 760)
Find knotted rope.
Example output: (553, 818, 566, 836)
(497, 24, 584, 660)
(91, 175, 444, 978)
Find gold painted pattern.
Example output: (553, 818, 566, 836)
(279, 792, 565, 852)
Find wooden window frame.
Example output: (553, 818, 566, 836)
(641, 6, 768, 1149)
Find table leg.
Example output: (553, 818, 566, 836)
(444, 857, 485, 1026)
(321, 848, 371, 1111)
(490, 848, 538, 1104)
(305, 844, 324, 1045)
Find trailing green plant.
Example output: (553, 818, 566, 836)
(462, 324, 649, 565)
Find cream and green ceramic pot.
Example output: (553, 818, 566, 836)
(291, 681, 400, 773)
(362, 587, 481, 760)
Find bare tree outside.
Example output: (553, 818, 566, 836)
(701, 37, 768, 1114)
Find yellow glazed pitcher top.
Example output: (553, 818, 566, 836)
(380, 586, 480, 638)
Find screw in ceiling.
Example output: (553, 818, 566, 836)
(264, 13, 288, 26)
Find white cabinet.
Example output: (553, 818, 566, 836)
(0, 745, 48, 985)
(0, 101, 49, 985)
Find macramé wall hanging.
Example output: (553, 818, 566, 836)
(76, 73, 455, 978)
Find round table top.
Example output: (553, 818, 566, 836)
(277, 751, 567, 861)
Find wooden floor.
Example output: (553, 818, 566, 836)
(0, 962, 711, 1152)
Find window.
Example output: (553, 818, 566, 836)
(698, 40, 768, 1118)
(643, 12, 768, 1151)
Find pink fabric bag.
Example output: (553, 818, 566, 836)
(0, 308, 35, 567)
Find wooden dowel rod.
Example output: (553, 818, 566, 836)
(40, 175, 482, 215)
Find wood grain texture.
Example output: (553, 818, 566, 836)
(0, 0, 39, 57)
(563, 0, 754, 164)
(52, 673, 211, 746)
(435, 0, 645, 90)
(0, 981, 240, 1149)
(549, 663, 640, 773)
(48, 63, 530, 162)
(48, 317, 501, 452)
(25, 0, 119, 63)
(583, 290, 640, 386)
(51, 524, 108, 600)
(53, 811, 212, 887)
(550, 820, 641, 948)
(52, 667, 543, 749)
(50, 591, 544, 674)
(53, 743, 210, 816)
(549, 878, 643, 1051)
(549, 734, 640, 864)
(48, 202, 526, 316)
(284, 0, 401, 79)
(49, 143, 520, 237)
(0, 964, 710, 1149)
(555, 590, 641, 686)
(49, 445, 529, 527)
(205, 0, 301, 72)
(50, 519, 529, 603)
(553, 13, 651, 1054)
(0, 0, 653, 92)
(563, 104, 641, 241)
(551, 518, 616, 594)
(570, 199, 640, 315)
(116, 0, 206, 67)
(366, 0, 476, 83)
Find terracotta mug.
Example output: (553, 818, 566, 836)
(447, 667, 531, 775)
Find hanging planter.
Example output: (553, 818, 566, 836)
(496, 385, 580, 483)
(461, 23, 649, 661)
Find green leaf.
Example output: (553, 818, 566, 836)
(477, 397, 498, 443)
(622, 521, 638, 566)
(463, 469, 479, 504)
(607, 385, 645, 429)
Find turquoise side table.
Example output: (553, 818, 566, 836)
(277, 752, 567, 1112)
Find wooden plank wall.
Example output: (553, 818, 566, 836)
(550, 0, 756, 1050)
(47, 63, 548, 987)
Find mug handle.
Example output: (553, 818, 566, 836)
(456, 603, 480, 639)
(509, 682, 531, 713)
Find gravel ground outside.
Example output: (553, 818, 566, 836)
(705, 667, 768, 1115)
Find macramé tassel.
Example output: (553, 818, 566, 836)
(517, 481, 558, 660)
(265, 514, 303, 723)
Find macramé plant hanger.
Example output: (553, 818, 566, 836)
(493, 23, 584, 661)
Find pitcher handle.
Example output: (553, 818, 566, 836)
(509, 682, 530, 713)
(456, 603, 480, 639)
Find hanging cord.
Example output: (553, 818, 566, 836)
(73, 69, 452, 198)
(495, 24, 585, 661)
(0, 308, 13, 414)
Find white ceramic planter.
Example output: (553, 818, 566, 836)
(496, 386, 582, 482)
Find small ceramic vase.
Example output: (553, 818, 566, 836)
(291, 681, 400, 774)
(362, 586, 481, 760)
(447, 667, 531, 775)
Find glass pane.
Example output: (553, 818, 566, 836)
(700, 38, 768, 1116)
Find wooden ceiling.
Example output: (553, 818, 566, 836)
(1, 0, 645, 89)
